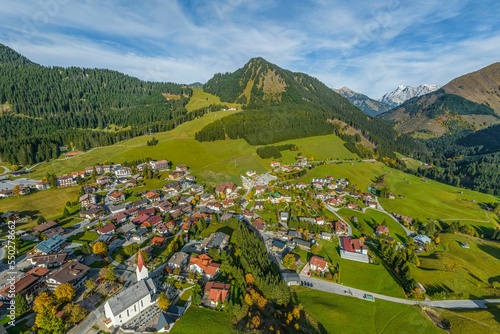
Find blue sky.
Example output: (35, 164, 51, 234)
(1, 0, 499, 98)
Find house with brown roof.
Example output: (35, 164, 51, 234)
(0, 267, 49, 302)
(152, 236, 166, 247)
(56, 175, 77, 187)
(203, 282, 230, 308)
(309, 256, 328, 273)
(253, 217, 265, 231)
(109, 191, 125, 203)
(145, 191, 161, 203)
(167, 252, 189, 270)
(45, 261, 90, 290)
(32, 220, 58, 233)
(339, 237, 369, 263)
(188, 254, 220, 279)
(79, 206, 106, 219)
(150, 160, 170, 172)
(28, 253, 68, 268)
(79, 193, 97, 208)
(334, 221, 348, 236)
(215, 182, 237, 197)
(168, 170, 184, 180)
(43, 227, 65, 239)
(97, 223, 116, 235)
(375, 225, 389, 236)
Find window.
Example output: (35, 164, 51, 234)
(141, 300, 144, 307)
(134, 305, 137, 312)
(127, 310, 129, 317)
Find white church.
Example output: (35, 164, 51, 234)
(104, 250, 157, 328)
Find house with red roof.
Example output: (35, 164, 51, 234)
(375, 225, 389, 236)
(334, 221, 348, 236)
(109, 191, 125, 203)
(133, 214, 150, 225)
(309, 256, 328, 273)
(151, 236, 166, 247)
(189, 254, 220, 279)
(339, 237, 369, 263)
(203, 282, 230, 308)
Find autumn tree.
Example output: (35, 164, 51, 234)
(251, 315, 261, 329)
(245, 273, 255, 286)
(14, 293, 29, 317)
(282, 253, 296, 268)
(157, 292, 170, 311)
(99, 266, 117, 282)
(54, 283, 76, 303)
(33, 292, 55, 314)
(85, 278, 96, 291)
(34, 292, 66, 333)
(65, 304, 87, 323)
(12, 185, 20, 196)
(93, 241, 109, 257)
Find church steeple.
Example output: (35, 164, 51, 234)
(136, 249, 149, 281)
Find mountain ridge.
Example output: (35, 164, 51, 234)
(381, 84, 441, 107)
(333, 86, 392, 116)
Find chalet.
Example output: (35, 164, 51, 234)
(43, 227, 65, 239)
(281, 270, 300, 286)
(254, 185, 267, 194)
(215, 182, 237, 197)
(125, 179, 137, 188)
(334, 221, 349, 236)
(366, 200, 377, 209)
(28, 253, 68, 268)
(33, 235, 66, 255)
(0, 190, 13, 198)
(320, 232, 333, 240)
(295, 182, 308, 190)
(114, 167, 132, 178)
(109, 191, 125, 203)
(314, 217, 325, 225)
(201, 232, 230, 253)
(347, 202, 358, 210)
(145, 191, 161, 203)
(79, 206, 106, 219)
(287, 229, 298, 239)
(96, 175, 113, 184)
(133, 214, 151, 225)
(199, 193, 215, 205)
(309, 256, 328, 273)
(56, 175, 77, 187)
(32, 220, 58, 233)
(282, 183, 292, 190)
(280, 211, 289, 223)
(269, 161, 280, 168)
(131, 228, 149, 242)
(188, 254, 220, 279)
(138, 207, 155, 216)
(254, 201, 264, 211)
(389, 193, 396, 200)
(145, 215, 162, 226)
(97, 234, 116, 245)
(339, 237, 369, 263)
(97, 223, 116, 235)
(151, 236, 166, 247)
(206, 202, 221, 212)
(272, 239, 287, 252)
(79, 193, 97, 208)
(168, 171, 184, 180)
(167, 252, 189, 269)
(136, 162, 148, 172)
(175, 164, 188, 172)
(375, 225, 389, 236)
(292, 238, 312, 251)
(150, 160, 170, 172)
(45, 261, 90, 290)
(221, 199, 235, 209)
(119, 222, 136, 235)
(0, 267, 49, 301)
(35, 181, 50, 190)
(129, 198, 149, 209)
(203, 282, 230, 308)
(253, 217, 265, 231)
(157, 203, 174, 215)
(242, 209, 253, 220)
(189, 183, 203, 194)
(413, 234, 432, 246)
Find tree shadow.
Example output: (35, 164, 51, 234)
(477, 244, 500, 261)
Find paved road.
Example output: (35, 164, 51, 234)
(299, 275, 500, 309)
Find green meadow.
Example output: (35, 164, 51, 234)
(169, 306, 235, 334)
(295, 287, 443, 334)
(298, 162, 499, 227)
(185, 88, 240, 112)
(410, 233, 500, 299)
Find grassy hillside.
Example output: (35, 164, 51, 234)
(27, 111, 357, 185)
(170, 306, 235, 334)
(295, 287, 443, 334)
(297, 162, 499, 227)
(410, 233, 500, 299)
(185, 88, 240, 112)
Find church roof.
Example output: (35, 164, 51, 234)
(105, 278, 156, 317)
(137, 249, 146, 273)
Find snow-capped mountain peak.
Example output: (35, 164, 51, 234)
(381, 84, 440, 107)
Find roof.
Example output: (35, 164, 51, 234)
(341, 237, 367, 253)
(293, 238, 312, 248)
(414, 234, 432, 244)
(168, 252, 189, 267)
(156, 312, 176, 331)
(47, 261, 90, 284)
(35, 234, 66, 254)
(152, 236, 166, 244)
(205, 281, 230, 303)
(30, 253, 68, 266)
(97, 223, 116, 234)
(137, 250, 146, 273)
(202, 232, 229, 250)
(189, 254, 220, 276)
(272, 239, 286, 250)
(105, 278, 156, 317)
(32, 220, 58, 233)
(281, 270, 300, 283)
(376, 225, 389, 234)
(309, 256, 328, 270)
(119, 222, 136, 234)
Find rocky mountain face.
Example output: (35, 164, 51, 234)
(333, 87, 392, 116)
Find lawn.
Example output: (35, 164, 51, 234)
(436, 304, 500, 334)
(337, 208, 408, 243)
(199, 222, 235, 239)
(169, 306, 235, 334)
(316, 238, 407, 298)
(295, 287, 444, 334)
(0, 186, 80, 220)
(176, 289, 192, 307)
(410, 233, 500, 299)
(297, 162, 499, 227)
(185, 88, 240, 112)
(67, 231, 99, 245)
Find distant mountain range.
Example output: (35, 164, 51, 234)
(333, 87, 391, 116)
(380, 63, 500, 136)
(381, 84, 441, 107)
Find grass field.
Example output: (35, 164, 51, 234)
(0, 187, 80, 220)
(298, 162, 499, 228)
(337, 208, 408, 242)
(185, 88, 240, 112)
(169, 306, 235, 334)
(316, 239, 406, 298)
(67, 231, 99, 245)
(295, 287, 443, 334)
(437, 304, 500, 334)
(410, 233, 500, 299)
